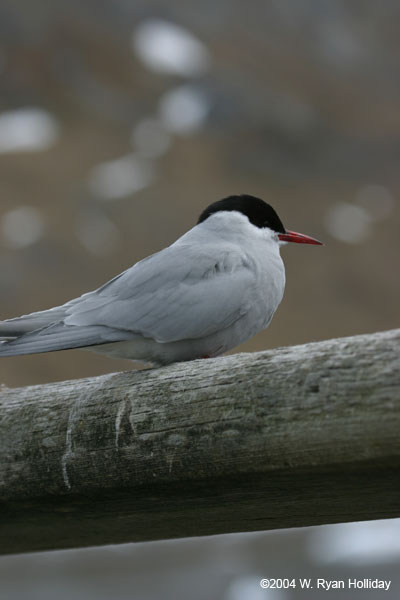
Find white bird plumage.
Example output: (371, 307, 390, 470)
(0, 195, 321, 365)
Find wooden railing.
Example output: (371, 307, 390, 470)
(1, 329, 399, 554)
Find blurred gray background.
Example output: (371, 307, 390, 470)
(0, 1, 399, 598)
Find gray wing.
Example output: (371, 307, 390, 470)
(65, 242, 256, 342)
(0, 295, 128, 356)
(0, 242, 256, 356)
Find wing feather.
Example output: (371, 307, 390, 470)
(0, 238, 258, 356)
(0, 323, 126, 356)
(65, 243, 256, 342)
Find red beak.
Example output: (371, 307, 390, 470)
(278, 230, 323, 245)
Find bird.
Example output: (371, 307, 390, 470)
(0, 195, 322, 365)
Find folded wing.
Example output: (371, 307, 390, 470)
(0, 242, 256, 356)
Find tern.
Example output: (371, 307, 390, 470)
(0, 195, 322, 365)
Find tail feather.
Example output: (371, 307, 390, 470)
(0, 307, 67, 338)
(0, 323, 126, 357)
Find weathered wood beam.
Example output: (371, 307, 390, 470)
(0, 329, 399, 555)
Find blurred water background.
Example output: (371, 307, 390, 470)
(0, 1, 399, 598)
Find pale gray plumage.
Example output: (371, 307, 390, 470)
(0, 195, 321, 365)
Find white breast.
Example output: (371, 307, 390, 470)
(92, 212, 286, 365)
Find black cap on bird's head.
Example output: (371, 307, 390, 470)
(198, 194, 286, 233)
(198, 194, 323, 245)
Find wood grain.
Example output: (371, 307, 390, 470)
(0, 329, 399, 554)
